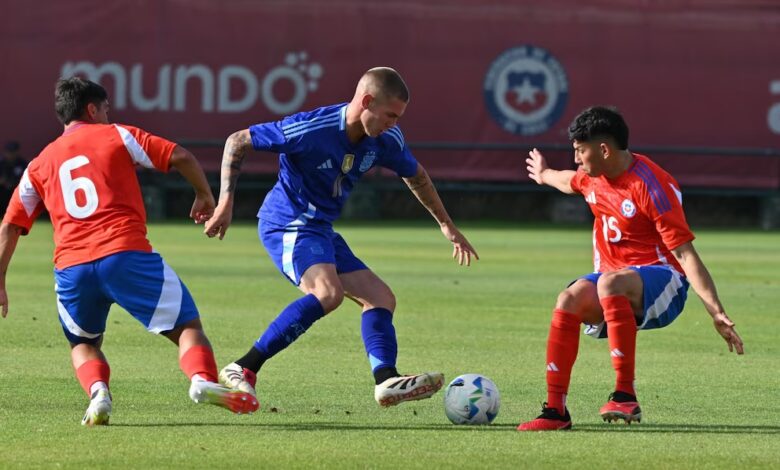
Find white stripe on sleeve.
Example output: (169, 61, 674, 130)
(115, 124, 155, 169)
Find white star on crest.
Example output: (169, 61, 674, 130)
(512, 78, 539, 105)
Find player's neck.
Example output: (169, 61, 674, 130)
(63, 120, 94, 134)
(604, 150, 634, 179)
(344, 103, 367, 145)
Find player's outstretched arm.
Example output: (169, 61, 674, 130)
(671, 241, 744, 354)
(169, 146, 215, 225)
(0, 222, 24, 318)
(402, 163, 479, 266)
(204, 129, 253, 240)
(527, 148, 576, 194)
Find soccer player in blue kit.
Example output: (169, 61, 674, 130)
(204, 67, 478, 406)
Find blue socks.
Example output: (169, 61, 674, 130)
(240, 294, 325, 372)
(361, 307, 398, 376)
(237, 298, 398, 381)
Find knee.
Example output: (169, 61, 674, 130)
(555, 289, 579, 312)
(368, 283, 396, 312)
(314, 286, 345, 313)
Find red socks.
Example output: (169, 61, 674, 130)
(601, 295, 637, 396)
(76, 359, 110, 396)
(545, 309, 581, 413)
(179, 345, 218, 383)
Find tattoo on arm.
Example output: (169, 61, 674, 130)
(404, 172, 430, 191)
(221, 130, 251, 196)
(403, 169, 451, 225)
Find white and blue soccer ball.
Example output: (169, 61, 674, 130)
(443, 374, 500, 425)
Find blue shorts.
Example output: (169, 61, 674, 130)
(578, 265, 690, 339)
(259, 219, 368, 285)
(54, 251, 199, 344)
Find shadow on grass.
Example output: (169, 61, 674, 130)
(110, 422, 780, 434)
(572, 423, 780, 434)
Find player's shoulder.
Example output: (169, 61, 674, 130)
(628, 153, 680, 190)
(630, 153, 673, 178)
(279, 103, 346, 140)
(111, 122, 155, 139)
(377, 125, 406, 152)
(627, 153, 681, 210)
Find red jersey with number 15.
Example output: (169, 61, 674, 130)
(570, 153, 695, 275)
(2, 123, 175, 269)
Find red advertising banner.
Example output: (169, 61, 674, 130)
(1, 0, 779, 187)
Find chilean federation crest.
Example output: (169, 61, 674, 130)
(621, 199, 637, 218)
(483, 45, 569, 136)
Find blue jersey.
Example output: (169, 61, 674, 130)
(249, 103, 419, 226)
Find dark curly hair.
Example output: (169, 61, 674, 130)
(567, 106, 629, 150)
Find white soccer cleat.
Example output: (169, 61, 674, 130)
(374, 372, 444, 407)
(81, 389, 112, 426)
(218, 362, 257, 397)
(188, 380, 259, 414)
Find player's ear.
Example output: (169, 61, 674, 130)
(360, 93, 374, 110)
(599, 142, 610, 159)
(85, 102, 98, 122)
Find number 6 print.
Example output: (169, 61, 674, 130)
(59, 156, 99, 219)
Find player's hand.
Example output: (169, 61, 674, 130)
(204, 201, 233, 240)
(526, 148, 549, 185)
(0, 289, 9, 318)
(441, 223, 479, 266)
(712, 312, 744, 354)
(190, 192, 216, 224)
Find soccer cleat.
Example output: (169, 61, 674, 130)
(517, 403, 572, 431)
(189, 380, 259, 414)
(218, 362, 257, 397)
(374, 372, 444, 407)
(81, 389, 112, 426)
(600, 392, 642, 424)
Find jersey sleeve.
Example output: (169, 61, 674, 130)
(114, 124, 176, 172)
(378, 126, 418, 178)
(249, 111, 315, 155)
(249, 121, 290, 153)
(2, 168, 45, 235)
(637, 175, 695, 250)
(569, 169, 587, 195)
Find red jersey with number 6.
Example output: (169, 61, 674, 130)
(2, 123, 175, 269)
(570, 153, 695, 275)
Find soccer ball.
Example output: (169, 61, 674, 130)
(443, 374, 500, 425)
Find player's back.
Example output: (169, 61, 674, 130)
(16, 123, 174, 268)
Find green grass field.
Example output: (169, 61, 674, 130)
(0, 221, 778, 469)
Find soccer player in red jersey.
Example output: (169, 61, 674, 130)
(0, 77, 258, 425)
(517, 106, 744, 431)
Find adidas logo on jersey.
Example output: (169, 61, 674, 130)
(585, 192, 597, 204)
(317, 159, 333, 170)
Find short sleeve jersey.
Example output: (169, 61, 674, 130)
(249, 103, 419, 226)
(570, 153, 694, 275)
(2, 123, 175, 269)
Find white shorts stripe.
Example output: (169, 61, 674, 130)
(282, 228, 299, 283)
(56, 286, 101, 339)
(147, 260, 184, 334)
(640, 269, 684, 329)
(280, 202, 317, 283)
